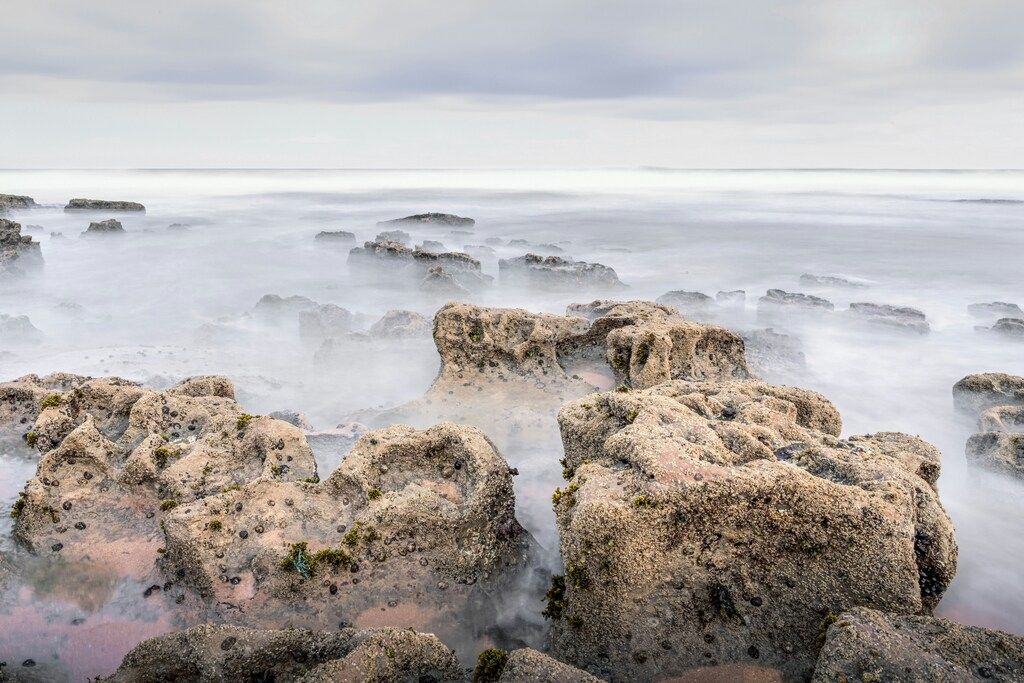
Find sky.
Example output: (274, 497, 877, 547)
(2, 0, 1023, 168)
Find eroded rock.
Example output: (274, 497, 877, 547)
(812, 608, 1024, 683)
(499, 254, 625, 291)
(315, 230, 356, 242)
(369, 310, 431, 339)
(952, 373, 1024, 415)
(758, 289, 834, 312)
(82, 219, 125, 236)
(846, 302, 930, 334)
(65, 199, 145, 212)
(0, 372, 90, 448)
(0, 219, 43, 275)
(0, 194, 36, 213)
(550, 379, 956, 681)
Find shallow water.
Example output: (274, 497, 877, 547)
(1, 168, 1022, 679)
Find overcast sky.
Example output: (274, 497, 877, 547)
(2, 0, 1022, 168)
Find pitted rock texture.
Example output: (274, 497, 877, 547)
(952, 373, 1024, 415)
(550, 379, 956, 681)
(0, 219, 43, 275)
(104, 624, 464, 682)
(0, 372, 91, 448)
(11, 376, 315, 570)
(159, 422, 531, 642)
(377, 212, 475, 228)
(812, 608, 1024, 683)
(499, 254, 625, 290)
(65, 198, 145, 212)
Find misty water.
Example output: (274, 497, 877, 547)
(1, 168, 1022, 679)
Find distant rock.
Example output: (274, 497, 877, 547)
(968, 301, 1023, 319)
(846, 302, 930, 334)
(0, 194, 36, 213)
(799, 273, 867, 288)
(253, 294, 318, 318)
(377, 212, 475, 228)
(81, 218, 125, 236)
(484, 237, 504, 246)
(166, 223, 190, 232)
(298, 303, 359, 342)
(742, 328, 806, 377)
(982, 317, 1024, 339)
(758, 288, 834, 311)
(369, 310, 431, 338)
(419, 266, 469, 296)
(65, 198, 145, 212)
(315, 229, 356, 242)
(952, 373, 1024, 414)
(373, 229, 411, 244)
(417, 239, 446, 253)
(349, 240, 492, 291)
(966, 431, 1024, 480)
(716, 289, 745, 307)
(0, 314, 43, 344)
(655, 290, 714, 317)
(0, 219, 43, 275)
(463, 244, 496, 259)
(813, 608, 1024, 682)
(499, 253, 625, 290)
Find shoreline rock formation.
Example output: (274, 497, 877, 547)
(758, 289, 834, 312)
(549, 379, 956, 680)
(315, 229, 356, 242)
(954, 372, 1024, 480)
(0, 194, 37, 213)
(499, 254, 625, 290)
(65, 198, 146, 212)
(0, 218, 43, 275)
(377, 212, 475, 228)
(349, 240, 492, 292)
(82, 218, 125, 236)
(846, 302, 930, 334)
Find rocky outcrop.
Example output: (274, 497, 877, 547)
(298, 304, 359, 342)
(0, 372, 90, 448)
(812, 608, 1024, 682)
(159, 423, 531, 643)
(253, 293, 318, 319)
(655, 291, 714, 318)
(978, 404, 1024, 432)
(965, 431, 1024, 480)
(0, 314, 43, 344)
(716, 290, 745, 307)
(0, 194, 36, 213)
(758, 289, 834, 312)
(968, 301, 1022, 319)
(104, 624, 464, 682)
(845, 302, 930, 334)
(349, 240, 492, 291)
(418, 239, 446, 253)
(82, 219, 125, 236)
(315, 230, 356, 242)
(476, 648, 602, 683)
(10, 376, 316, 573)
(377, 213, 475, 228)
(374, 229, 411, 244)
(499, 254, 625, 290)
(742, 328, 806, 378)
(65, 199, 145, 212)
(369, 310, 431, 338)
(799, 274, 867, 289)
(983, 317, 1024, 339)
(952, 373, 1024, 415)
(550, 379, 956, 681)
(464, 244, 497, 259)
(0, 219, 43, 275)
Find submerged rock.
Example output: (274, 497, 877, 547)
(65, 198, 145, 212)
(377, 212, 475, 228)
(812, 608, 1024, 682)
(105, 624, 464, 682)
(550, 379, 956, 681)
(315, 230, 356, 242)
(0, 219, 43, 275)
(968, 301, 1023, 319)
(349, 240, 492, 291)
(799, 273, 867, 289)
(159, 423, 531, 643)
(499, 254, 625, 290)
(655, 290, 715, 318)
(298, 304, 359, 342)
(253, 294, 318, 319)
(420, 265, 470, 296)
(166, 223, 190, 232)
(463, 244, 497, 260)
(0, 314, 43, 344)
(757, 289, 834, 312)
(742, 328, 806, 378)
(845, 302, 930, 334)
(82, 219, 125, 236)
(952, 373, 1024, 414)
(369, 310, 431, 339)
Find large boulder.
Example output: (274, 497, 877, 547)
(965, 431, 1024, 480)
(0, 219, 43, 275)
(550, 379, 956, 681)
(104, 624, 464, 682)
(377, 212, 475, 228)
(82, 219, 125, 236)
(812, 608, 1024, 682)
(0, 372, 91, 449)
(158, 422, 531, 646)
(952, 373, 1024, 415)
(10, 376, 316, 575)
(499, 254, 625, 290)
(65, 198, 145, 212)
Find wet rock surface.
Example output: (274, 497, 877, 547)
(952, 373, 1024, 415)
(845, 302, 930, 334)
(550, 379, 956, 681)
(0, 219, 43, 275)
(103, 623, 465, 682)
(377, 212, 475, 228)
(82, 219, 125, 236)
(499, 254, 625, 290)
(65, 199, 146, 212)
(812, 607, 1024, 682)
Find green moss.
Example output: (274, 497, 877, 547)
(566, 561, 591, 591)
(342, 527, 360, 547)
(312, 547, 352, 569)
(208, 519, 222, 531)
(818, 613, 838, 647)
(10, 495, 26, 519)
(24, 431, 38, 447)
(270, 463, 283, 476)
(363, 526, 379, 543)
(559, 457, 574, 480)
(632, 495, 655, 508)
(626, 408, 639, 423)
(542, 574, 567, 620)
(280, 541, 315, 579)
(552, 482, 580, 507)
(159, 499, 178, 511)
(303, 475, 320, 484)
(153, 446, 177, 469)
(615, 383, 630, 393)
(40, 393, 62, 409)
(221, 484, 241, 493)
(472, 648, 509, 682)
(367, 487, 382, 501)
(235, 413, 256, 431)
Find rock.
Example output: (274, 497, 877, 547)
(377, 212, 475, 228)
(50, 231, 64, 239)
(0, 314, 43, 344)
(952, 373, 1024, 414)
(0, 219, 43, 275)
(269, 410, 314, 431)
(0, 194, 36, 213)
(477, 647, 602, 683)
(253, 294, 318, 318)
(499, 254, 625, 290)
(978, 404, 1024, 432)
(968, 301, 1023, 319)
(166, 223, 190, 232)
(374, 229, 411, 244)
(742, 328, 806, 378)
(349, 240, 492, 291)
(655, 290, 715, 318)
(985, 317, 1024, 339)
(298, 304, 359, 342)
(10, 376, 316, 573)
(315, 230, 356, 242)
(420, 266, 470, 296)
(369, 310, 431, 339)
(81, 219, 125, 236)
(845, 302, 930, 334)
(463, 244, 496, 259)
(104, 624, 464, 682)
(550, 379, 956, 681)
(799, 274, 867, 289)
(965, 431, 1024, 480)
(418, 239, 446, 253)
(812, 608, 1024, 682)
(65, 198, 145, 212)
(757, 289, 834, 312)
(716, 290, 746, 307)
(0, 372, 90, 449)
(159, 423, 531, 644)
